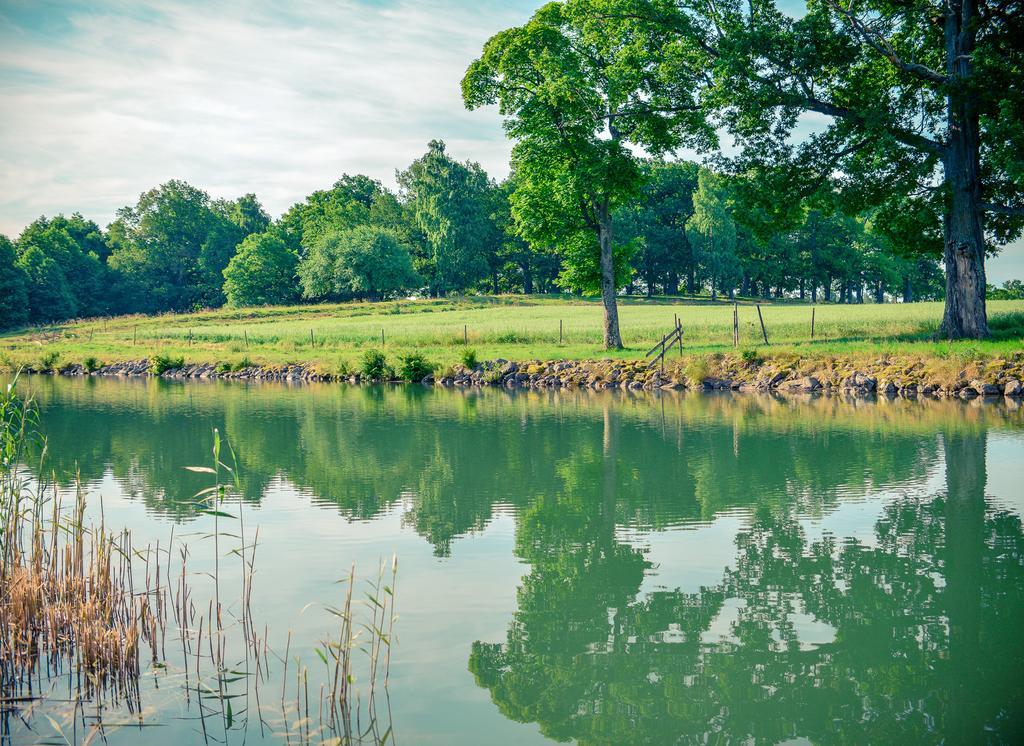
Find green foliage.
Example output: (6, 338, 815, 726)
(396, 140, 494, 295)
(360, 350, 392, 380)
(17, 245, 76, 323)
(686, 169, 741, 300)
(223, 231, 299, 307)
(38, 351, 60, 372)
(299, 226, 420, 301)
(107, 181, 267, 312)
(83, 356, 100, 373)
(460, 348, 479, 370)
(149, 354, 185, 374)
(988, 280, 1024, 301)
(0, 236, 29, 329)
(616, 161, 700, 295)
(741, 349, 762, 367)
(398, 353, 436, 382)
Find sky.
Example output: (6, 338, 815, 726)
(0, 0, 1021, 283)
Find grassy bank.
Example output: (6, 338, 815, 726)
(3, 295, 1024, 376)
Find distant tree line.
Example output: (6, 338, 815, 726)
(0, 140, 950, 330)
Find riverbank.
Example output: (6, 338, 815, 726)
(3, 297, 1024, 376)
(19, 350, 1024, 400)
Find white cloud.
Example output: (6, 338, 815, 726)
(0, 0, 541, 236)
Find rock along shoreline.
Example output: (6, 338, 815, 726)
(21, 355, 1024, 401)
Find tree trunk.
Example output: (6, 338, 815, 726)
(799, 277, 805, 300)
(903, 274, 913, 303)
(940, 0, 988, 339)
(811, 284, 818, 303)
(492, 270, 500, 295)
(686, 266, 696, 295)
(521, 262, 533, 294)
(665, 270, 678, 295)
(824, 278, 832, 302)
(597, 203, 623, 349)
(875, 281, 884, 304)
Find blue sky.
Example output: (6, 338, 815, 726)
(1, 0, 1021, 282)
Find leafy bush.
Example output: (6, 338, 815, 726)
(399, 353, 435, 382)
(740, 349, 762, 367)
(150, 354, 185, 374)
(39, 351, 59, 372)
(83, 356, 100, 373)
(361, 350, 392, 380)
(682, 358, 711, 386)
(460, 348, 479, 370)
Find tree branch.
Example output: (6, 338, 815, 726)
(825, 0, 949, 86)
(981, 203, 1024, 216)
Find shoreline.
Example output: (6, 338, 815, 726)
(13, 353, 1024, 401)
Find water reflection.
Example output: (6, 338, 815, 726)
(471, 427, 1024, 744)
(11, 376, 1024, 744)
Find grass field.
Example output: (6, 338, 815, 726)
(3, 295, 1024, 375)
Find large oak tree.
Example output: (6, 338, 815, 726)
(622, 0, 1023, 337)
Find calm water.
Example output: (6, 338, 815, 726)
(5, 376, 1024, 744)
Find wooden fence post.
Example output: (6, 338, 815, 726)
(559, 319, 563, 344)
(756, 304, 769, 345)
(133, 326, 137, 346)
(811, 307, 816, 339)
(381, 328, 385, 346)
(244, 329, 249, 349)
(464, 324, 468, 345)
(310, 328, 315, 346)
(733, 303, 739, 347)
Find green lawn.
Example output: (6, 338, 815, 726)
(3, 295, 1023, 374)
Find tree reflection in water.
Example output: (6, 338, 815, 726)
(471, 422, 1024, 745)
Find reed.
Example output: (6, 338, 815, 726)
(0, 377, 398, 744)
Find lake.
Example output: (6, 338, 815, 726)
(4, 376, 1024, 744)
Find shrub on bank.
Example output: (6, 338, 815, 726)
(399, 353, 436, 382)
(460, 348, 478, 370)
(361, 350, 394, 380)
(150, 354, 185, 374)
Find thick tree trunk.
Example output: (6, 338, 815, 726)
(875, 281, 884, 304)
(941, 0, 988, 339)
(740, 273, 750, 297)
(811, 284, 817, 303)
(799, 277, 805, 300)
(903, 274, 913, 303)
(492, 270, 500, 295)
(686, 267, 696, 295)
(597, 204, 623, 349)
(824, 278, 832, 302)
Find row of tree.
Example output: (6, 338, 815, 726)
(0, 141, 945, 329)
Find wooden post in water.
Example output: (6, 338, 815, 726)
(811, 307, 816, 339)
(756, 304, 769, 345)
